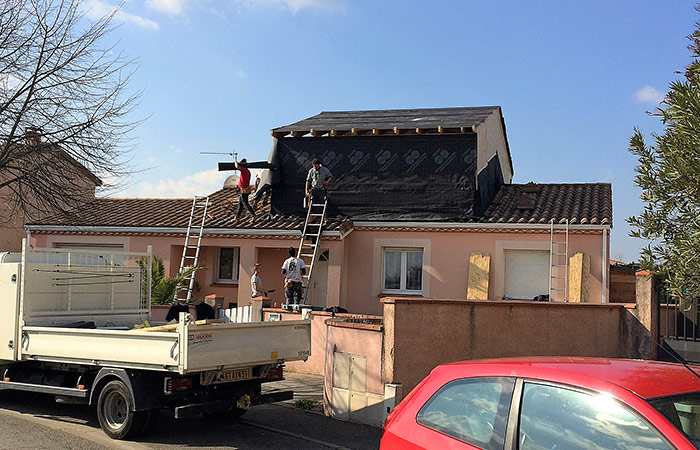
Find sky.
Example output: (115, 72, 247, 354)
(81, 0, 698, 262)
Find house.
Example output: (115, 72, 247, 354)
(26, 107, 612, 315)
(0, 132, 102, 252)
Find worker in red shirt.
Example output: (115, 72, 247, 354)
(234, 158, 256, 221)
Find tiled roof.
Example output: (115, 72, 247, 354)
(481, 183, 612, 225)
(29, 183, 612, 232)
(29, 188, 349, 232)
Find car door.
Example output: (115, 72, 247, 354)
(513, 381, 674, 450)
(389, 377, 516, 449)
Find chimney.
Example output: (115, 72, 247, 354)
(25, 127, 42, 146)
(516, 182, 540, 210)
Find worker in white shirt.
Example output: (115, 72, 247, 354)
(281, 247, 306, 304)
(251, 263, 264, 298)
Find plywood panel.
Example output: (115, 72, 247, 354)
(467, 252, 490, 300)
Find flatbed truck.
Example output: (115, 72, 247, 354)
(0, 243, 311, 439)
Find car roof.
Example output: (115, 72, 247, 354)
(439, 357, 700, 399)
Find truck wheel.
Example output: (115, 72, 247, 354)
(97, 380, 146, 439)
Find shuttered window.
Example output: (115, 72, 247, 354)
(504, 249, 549, 300)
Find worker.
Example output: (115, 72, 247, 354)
(281, 247, 306, 305)
(251, 263, 263, 298)
(305, 157, 333, 204)
(234, 158, 256, 221)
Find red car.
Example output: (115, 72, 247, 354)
(381, 357, 700, 450)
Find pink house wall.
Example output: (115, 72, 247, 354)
(32, 226, 609, 315)
(344, 229, 609, 315)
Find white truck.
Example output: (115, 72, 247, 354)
(0, 243, 311, 439)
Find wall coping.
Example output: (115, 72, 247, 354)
(262, 308, 383, 320)
(381, 297, 625, 308)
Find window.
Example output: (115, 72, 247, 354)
(519, 383, 670, 450)
(648, 392, 700, 446)
(383, 248, 423, 294)
(417, 377, 515, 450)
(216, 248, 240, 283)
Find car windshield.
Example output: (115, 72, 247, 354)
(648, 391, 700, 448)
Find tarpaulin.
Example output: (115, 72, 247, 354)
(270, 134, 481, 220)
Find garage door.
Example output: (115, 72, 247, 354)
(504, 249, 549, 300)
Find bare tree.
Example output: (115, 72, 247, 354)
(0, 0, 139, 222)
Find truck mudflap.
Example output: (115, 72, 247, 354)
(173, 390, 294, 419)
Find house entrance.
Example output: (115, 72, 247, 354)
(307, 250, 328, 308)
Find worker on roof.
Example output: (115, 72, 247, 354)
(305, 157, 333, 204)
(234, 158, 256, 221)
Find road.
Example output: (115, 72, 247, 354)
(0, 390, 382, 450)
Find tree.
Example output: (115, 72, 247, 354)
(138, 256, 203, 305)
(628, 10, 700, 303)
(0, 0, 139, 221)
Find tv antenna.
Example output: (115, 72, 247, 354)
(201, 151, 237, 160)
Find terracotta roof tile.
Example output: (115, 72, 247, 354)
(481, 183, 612, 226)
(29, 183, 612, 231)
(30, 188, 348, 232)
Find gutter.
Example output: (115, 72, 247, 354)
(353, 221, 611, 231)
(25, 225, 343, 238)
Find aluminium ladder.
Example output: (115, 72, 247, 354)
(298, 194, 329, 305)
(548, 218, 569, 302)
(174, 195, 209, 302)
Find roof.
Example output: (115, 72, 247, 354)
(481, 183, 612, 225)
(27, 188, 350, 233)
(27, 182, 612, 232)
(440, 357, 700, 399)
(271, 106, 500, 137)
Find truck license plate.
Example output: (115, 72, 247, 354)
(219, 368, 250, 382)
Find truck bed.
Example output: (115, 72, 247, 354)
(21, 318, 311, 374)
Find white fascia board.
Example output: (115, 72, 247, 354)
(24, 225, 342, 238)
(352, 221, 611, 231)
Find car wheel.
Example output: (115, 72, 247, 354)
(96, 380, 146, 439)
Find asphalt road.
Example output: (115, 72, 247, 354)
(0, 391, 382, 450)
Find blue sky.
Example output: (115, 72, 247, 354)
(83, 0, 698, 262)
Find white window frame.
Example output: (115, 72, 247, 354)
(216, 247, 240, 284)
(382, 247, 423, 295)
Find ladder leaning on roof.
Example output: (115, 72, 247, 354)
(548, 218, 569, 302)
(174, 195, 209, 302)
(298, 193, 329, 305)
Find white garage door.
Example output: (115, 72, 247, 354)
(504, 249, 550, 300)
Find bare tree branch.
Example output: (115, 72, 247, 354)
(0, 0, 140, 223)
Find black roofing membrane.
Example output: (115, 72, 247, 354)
(270, 134, 480, 221)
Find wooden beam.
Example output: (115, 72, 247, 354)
(438, 125, 444, 134)
(350, 128, 357, 136)
(416, 128, 421, 134)
(271, 130, 286, 138)
(310, 129, 320, 137)
(393, 126, 400, 134)
(330, 130, 338, 136)
(472, 125, 478, 133)
(372, 128, 379, 135)
(290, 130, 305, 137)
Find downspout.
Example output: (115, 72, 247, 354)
(26, 228, 31, 248)
(602, 228, 608, 303)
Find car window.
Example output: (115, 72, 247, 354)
(417, 377, 515, 450)
(648, 391, 700, 448)
(519, 382, 670, 450)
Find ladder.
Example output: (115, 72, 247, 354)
(548, 219, 569, 302)
(298, 193, 329, 305)
(174, 195, 209, 302)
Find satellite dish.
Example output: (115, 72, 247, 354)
(223, 174, 239, 189)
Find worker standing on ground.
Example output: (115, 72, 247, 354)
(305, 157, 333, 205)
(251, 263, 264, 298)
(281, 247, 306, 305)
(234, 158, 256, 221)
